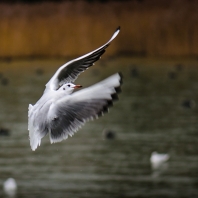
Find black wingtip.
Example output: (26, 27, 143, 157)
(107, 100, 113, 107)
(103, 105, 109, 113)
(118, 72, 123, 84)
(116, 26, 121, 32)
(98, 111, 103, 117)
(115, 87, 122, 93)
(111, 93, 119, 101)
(96, 71, 122, 118)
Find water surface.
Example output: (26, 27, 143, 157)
(0, 57, 198, 197)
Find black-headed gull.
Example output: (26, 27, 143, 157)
(28, 27, 122, 151)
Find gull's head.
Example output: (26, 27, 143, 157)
(58, 83, 82, 94)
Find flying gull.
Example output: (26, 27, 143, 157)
(28, 27, 122, 151)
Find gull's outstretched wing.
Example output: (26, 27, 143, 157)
(45, 27, 120, 91)
(47, 73, 122, 143)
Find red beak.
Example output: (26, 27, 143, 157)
(74, 85, 82, 89)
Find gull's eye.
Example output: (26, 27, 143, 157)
(68, 84, 70, 87)
(63, 88, 65, 90)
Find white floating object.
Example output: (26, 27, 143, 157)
(3, 178, 17, 197)
(150, 151, 170, 170)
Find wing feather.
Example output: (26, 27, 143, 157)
(45, 27, 120, 91)
(48, 73, 122, 143)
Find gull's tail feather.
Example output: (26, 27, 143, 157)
(29, 132, 41, 151)
(28, 120, 42, 151)
(28, 104, 45, 151)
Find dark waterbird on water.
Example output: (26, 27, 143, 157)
(0, 127, 10, 136)
(1, 78, 9, 86)
(130, 66, 139, 78)
(182, 99, 196, 109)
(28, 27, 122, 151)
(35, 68, 44, 76)
(0, 73, 9, 86)
(102, 128, 116, 140)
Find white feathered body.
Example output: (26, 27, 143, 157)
(28, 73, 122, 151)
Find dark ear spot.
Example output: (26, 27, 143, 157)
(63, 88, 65, 90)
(52, 116, 59, 121)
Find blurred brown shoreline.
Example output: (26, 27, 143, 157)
(0, 0, 198, 59)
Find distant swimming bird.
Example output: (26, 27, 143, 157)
(168, 71, 177, 79)
(1, 77, 9, 86)
(3, 178, 17, 197)
(175, 64, 183, 71)
(150, 151, 170, 169)
(182, 99, 196, 109)
(130, 66, 139, 78)
(28, 27, 122, 151)
(102, 129, 116, 140)
(35, 68, 44, 76)
(0, 127, 10, 136)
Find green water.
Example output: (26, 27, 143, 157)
(0, 57, 198, 197)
